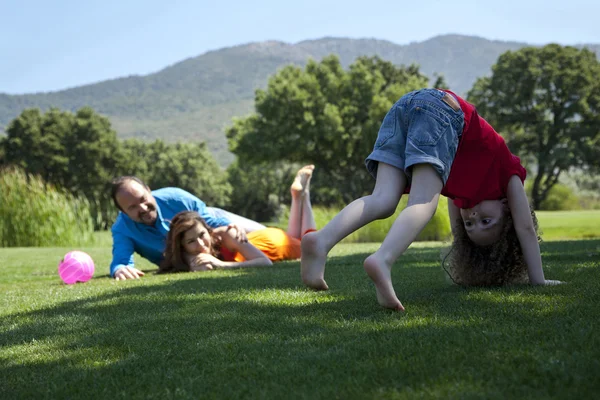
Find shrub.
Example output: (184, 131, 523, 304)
(0, 167, 94, 247)
(526, 183, 581, 211)
(227, 161, 299, 223)
(279, 197, 451, 243)
(540, 184, 580, 210)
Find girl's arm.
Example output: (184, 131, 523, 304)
(447, 198, 462, 236)
(220, 230, 273, 268)
(506, 175, 545, 285)
(195, 228, 272, 270)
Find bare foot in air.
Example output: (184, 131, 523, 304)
(301, 231, 329, 290)
(291, 164, 315, 195)
(364, 254, 405, 311)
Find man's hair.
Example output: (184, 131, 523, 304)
(110, 176, 149, 212)
(442, 207, 541, 286)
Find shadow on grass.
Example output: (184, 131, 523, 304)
(1, 240, 598, 399)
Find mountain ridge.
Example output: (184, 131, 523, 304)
(2, 34, 598, 165)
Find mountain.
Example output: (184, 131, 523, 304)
(1, 35, 598, 165)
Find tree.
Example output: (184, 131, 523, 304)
(3, 107, 124, 229)
(226, 55, 430, 205)
(3, 107, 231, 229)
(138, 140, 232, 208)
(226, 160, 298, 222)
(3, 108, 71, 186)
(468, 44, 600, 209)
(119, 139, 152, 181)
(64, 108, 124, 227)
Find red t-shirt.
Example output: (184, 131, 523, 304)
(441, 90, 526, 209)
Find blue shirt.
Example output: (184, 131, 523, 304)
(109, 187, 231, 276)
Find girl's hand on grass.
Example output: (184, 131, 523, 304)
(191, 254, 223, 271)
(190, 263, 213, 272)
(188, 253, 213, 271)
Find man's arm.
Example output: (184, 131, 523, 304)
(174, 188, 247, 242)
(177, 190, 231, 228)
(506, 176, 545, 285)
(110, 229, 145, 280)
(196, 205, 231, 229)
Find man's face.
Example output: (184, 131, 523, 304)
(115, 181, 158, 226)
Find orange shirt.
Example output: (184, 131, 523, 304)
(220, 228, 302, 262)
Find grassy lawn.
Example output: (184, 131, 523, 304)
(1, 233, 599, 399)
(536, 210, 600, 240)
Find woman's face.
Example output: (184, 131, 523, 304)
(182, 223, 212, 255)
(460, 199, 507, 246)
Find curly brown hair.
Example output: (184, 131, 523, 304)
(158, 211, 222, 274)
(442, 207, 541, 286)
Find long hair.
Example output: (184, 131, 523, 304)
(158, 211, 221, 273)
(443, 207, 541, 286)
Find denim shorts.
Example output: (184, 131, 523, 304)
(365, 89, 465, 185)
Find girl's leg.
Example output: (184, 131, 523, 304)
(287, 187, 302, 240)
(301, 163, 407, 290)
(288, 165, 315, 239)
(364, 163, 443, 311)
(300, 178, 317, 237)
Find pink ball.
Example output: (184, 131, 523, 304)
(58, 251, 95, 284)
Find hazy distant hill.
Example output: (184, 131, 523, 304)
(1, 35, 598, 165)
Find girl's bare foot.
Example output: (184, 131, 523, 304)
(363, 254, 404, 311)
(291, 165, 315, 195)
(301, 231, 329, 290)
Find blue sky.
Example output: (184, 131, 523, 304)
(1, 0, 597, 94)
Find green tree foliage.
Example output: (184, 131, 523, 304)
(65, 108, 124, 228)
(539, 184, 581, 211)
(226, 55, 429, 205)
(432, 74, 449, 90)
(564, 168, 600, 209)
(118, 139, 152, 179)
(468, 44, 600, 209)
(226, 161, 298, 222)
(2, 109, 230, 229)
(142, 140, 232, 207)
(120, 139, 232, 207)
(1, 108, 70, 186)
(525, 181, 580, 211)
(2, 107, 123, 229)
(0, 167, 94, 247)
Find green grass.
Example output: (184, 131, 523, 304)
(1, 233, 599, 399)
(284, 208, 600, 243)
(536, 210, 600, 240)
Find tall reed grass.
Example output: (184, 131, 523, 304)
(0, 167, 94, 247)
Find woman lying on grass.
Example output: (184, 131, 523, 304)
(159, 165, 316, 272)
